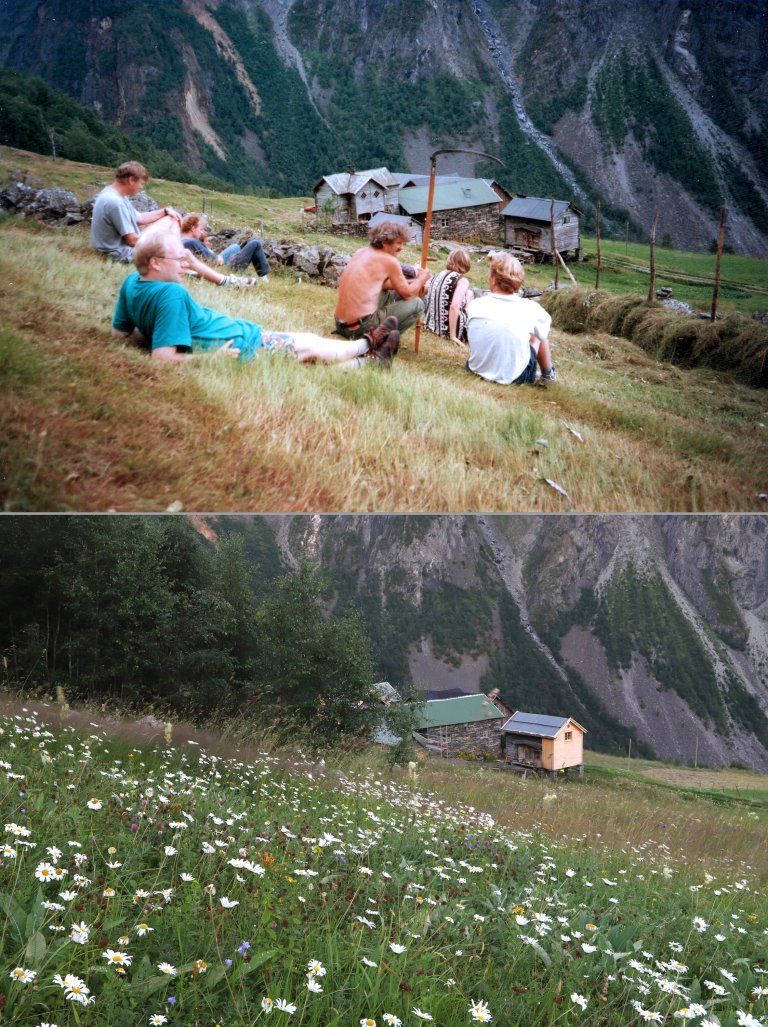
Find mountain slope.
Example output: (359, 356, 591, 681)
(2, 0, 767, 253)
(238, 514, 768, 771)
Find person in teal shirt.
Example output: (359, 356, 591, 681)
(112, 232, 400, 365)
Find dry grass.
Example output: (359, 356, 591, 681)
(1, 209, 767, 511)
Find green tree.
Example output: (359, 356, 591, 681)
(249, 562, 376, 748)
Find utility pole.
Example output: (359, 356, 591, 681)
(595, 200, 602, 290)
(627, 737, 632, 761)
(647, 208, 659, 302)
(694, 734, 698, 769)
(711, 206, 727, 321)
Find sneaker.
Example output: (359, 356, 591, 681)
(367, 330, 400, 368)
(539, 365, 557, 383)
(221, 274, 256, 287)
(364, 315, 399, 352)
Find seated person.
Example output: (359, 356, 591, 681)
(466, 251, 557, 384)
(91, 161, 252, 288)
(112, 232, 400, 367)
(181, 213, 271, 281)
(334, 221, 430, 339)
(423, 248, 474, 346)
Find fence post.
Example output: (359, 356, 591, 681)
(595, 200, 602, 290)
(711, 206, 727, 321)
(647, 208, 659, 302)
(550, 198, 559, 289)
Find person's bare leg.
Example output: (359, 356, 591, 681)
(289, 333, 369, 363)
(534, 337, 554, 373)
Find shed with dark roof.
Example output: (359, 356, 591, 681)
(501, 196, 582, 260)
(501, 711, 586, 774)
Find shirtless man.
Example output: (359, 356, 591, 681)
(91, 160, 252, 288)
(334, 221, 430, 339)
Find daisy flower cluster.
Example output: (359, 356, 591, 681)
(0, 708, 765, 1026)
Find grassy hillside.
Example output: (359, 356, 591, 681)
(0, 700, 766, 1027)
(2, 149, 767, 513)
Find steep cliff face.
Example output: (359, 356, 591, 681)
(259, 514, 768, 770)
(2, 0, 767, 252)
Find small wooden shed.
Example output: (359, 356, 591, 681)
(312, 167, 399, 224)
(501, 711, 586, 776)
(501, 197, 582, 260)
(413, 693, 505, 759)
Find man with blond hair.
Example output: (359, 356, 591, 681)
(91, 161, 251, 288)
(334, 220, 430, 339)
(466, 251, 557, 385)
(111, 233, 399, 366)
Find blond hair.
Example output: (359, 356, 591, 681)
(446, 248, 471, 274)
(133, 232, 173, 276)
(488, 251, 525, 294)
(115, 160, 148, 183)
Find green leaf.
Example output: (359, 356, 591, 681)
(25, 929, 47, 965)
(0, 889, 26, 944)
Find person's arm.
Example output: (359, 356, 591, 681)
(111, 327, 145, 344)
(448, 277, 470, 345)
(382, 256, 430, 300)
(136, 206, 182, 228)
(151, 340, 240, 362)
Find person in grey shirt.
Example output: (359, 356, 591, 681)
(90, 161, 253, 288)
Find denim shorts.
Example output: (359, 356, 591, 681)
(513, 346, 538, 385)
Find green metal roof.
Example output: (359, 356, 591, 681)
(399, 179, 500, 216)
(416, 694, 504, 729)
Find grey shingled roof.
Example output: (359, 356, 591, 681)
(501, 197, 580, 221)
(501, 711, 586, 738)
(316, 167, 398, 196)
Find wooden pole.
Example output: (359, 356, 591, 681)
(550, 198, 559, 289)
(556, 248, 577, 284)
(414, 155, 438, 355)
(413, 147, 505, 355)
(711, 206, 727, 321)
(647, 207, 659, 302)
(595, 200, 602, 290)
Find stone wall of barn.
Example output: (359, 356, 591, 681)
(418, 203, 501, 243)
(423, 721, 503, 759)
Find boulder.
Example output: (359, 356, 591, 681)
(129, 190, 159, 214)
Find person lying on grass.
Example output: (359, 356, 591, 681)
(466, 251, 557, 385)
(91, 160, 255, 289)
(181, 213, 271, 282)
(334, 220, 430, 340)
(111, 232, 400, 366)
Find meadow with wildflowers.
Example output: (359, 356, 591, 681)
(1, 707, 766, 1027)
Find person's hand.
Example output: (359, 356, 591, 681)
(164, 207, 183, 225)
(216, 339, 241, 359)
(215, 255, 224, 265)
(450, 336, 468, 348)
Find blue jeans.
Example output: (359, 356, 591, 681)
(222, 239, 270, 277)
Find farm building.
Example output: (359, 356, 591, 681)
(501, 711, 586, 776)
(501, 197, 582, 260)
(399, 179, 501, 242)
(413, 693, 505, 758)
(312, 167, 399, 224)
(368, 210, 422, 243)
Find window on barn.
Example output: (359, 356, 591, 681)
(563, 216, 571, 224)
(440, 217, 449, 227)
(564, 730, 573, 740)
(360, 191, 367, 199)
(374, 190, 380, 197)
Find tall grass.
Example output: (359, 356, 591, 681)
(2, 224, 767, 512)
(1, 706, 766, 1027)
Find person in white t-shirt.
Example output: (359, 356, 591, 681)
(466, 251, 557, 385)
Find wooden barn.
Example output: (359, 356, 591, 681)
(312, 167, 400, 224)
(501, 711, 586, 776)
(501, 197, 582, 260)
(413, 694, 505, 759)
(368, 210, 422, 243)
(399, 179, 501, 242)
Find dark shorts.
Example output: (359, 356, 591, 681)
(513, 345, 538, 385)
(464, 345, 538, 385)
